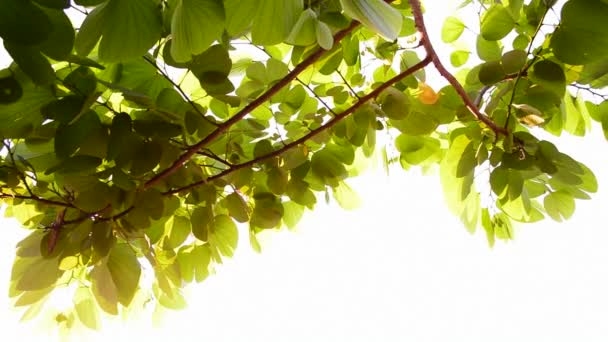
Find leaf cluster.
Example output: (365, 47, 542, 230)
(0, 0, 606, 330)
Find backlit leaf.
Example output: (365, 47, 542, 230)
(480, 4, 515, 41)
(442, 17, 465, 43)
(171, 0, 225, 62)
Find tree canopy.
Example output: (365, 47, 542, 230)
(1, 0, 607, 331)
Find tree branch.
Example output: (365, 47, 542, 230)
(164, 57, 432, 195)
(143, 21, 363, 189)
(408, 0, 508, 136)
(0, 192, 74, 208)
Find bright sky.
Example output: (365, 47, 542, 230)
(2, 1, 608, 341)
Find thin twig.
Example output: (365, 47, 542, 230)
(336, 70, 361, 100)
(505, 4, 550, 129)
(295, 77, 338, 117)
(142, 55, 217, 126)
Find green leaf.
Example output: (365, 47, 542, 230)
(490, 167, 508, 198)
(252, 0, 303, 45)
(251, 193, 284, 228)
(64, 67, 98, 96)
(266, 167, 288, 195)
(339, 0, 403, 41)
(130, 140, 162, 176)
(135, 189, 165, 221)
(171, 0, 225, 62)
(544, 190, 575, 222)
(0, 0, 52, 44)
(562, 93, 583, 136)
(393, 111, 439, 135)
(480, 4, 515, 41)
(225, 192, 250, 223)
(460, 191, 480, 233)
(578, 59, 608, 88)
(396, 134, 440, 165)
(493, 213, 514, 240)
(286, 178, 316, 208)
(440, 133, 475, 214)
(177, 248, 194, 283)
(107, 243, 141, 306)
(189, 45, 234, 95)
(15, 257, 62, 291)
(225, 0, 257, 36)
(37, 7, 75, 60)
(450, 50, 469, 67)
(282, 201, 304, 229)
(551, 0, 608, 65)
(73, 287, 101, 330)
(191, 244, 211, 282)
(91, 221, 115, 258)
(378, 87, 411, 120)
(209, 215, 238, 257)
(481, 208, 495, 247)
(191, 205, 212, 241)
(315, 20, 334, 50)
(54, 110, 103, 159)
(14, 287, 52, 307)
(3, 41, 55, 86)
(501, 49, 527, 74)
(165, 216, 191, 249)
(254, 139, 274, 159)
(342, 36, 360, 66)
(311, 149, 348, 186)
(90, 263, 118, 315)
(0, 70, 54, 138)
(477, 35, 502, 61)
(441, 16, 465, 43)
(478, 61, 506, 85)
(529, 60, 566, 98)
(74, 181, 112, 212)
(512, 34, 530, 50)
(74, 2, 106, 57)
(157, 287, 187, 310)
(286, 8, 318, 46)
(46, 155, 102, 175)
(333, 182, 361, 210)
(76, 0, 162, 62)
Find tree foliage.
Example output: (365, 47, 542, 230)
(0, 0, 607, 331)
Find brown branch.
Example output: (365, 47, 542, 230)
(144, 21, 364, 190)
(0, 192, 74, 208)
(47, 208, 67, 254)
(63, 205, 132, 226)
(165, 57, 432, 195)
(197, 150, 234, 167)
(408, 0, 508, 136)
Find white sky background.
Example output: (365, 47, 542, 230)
(2, 1, 608, 341)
